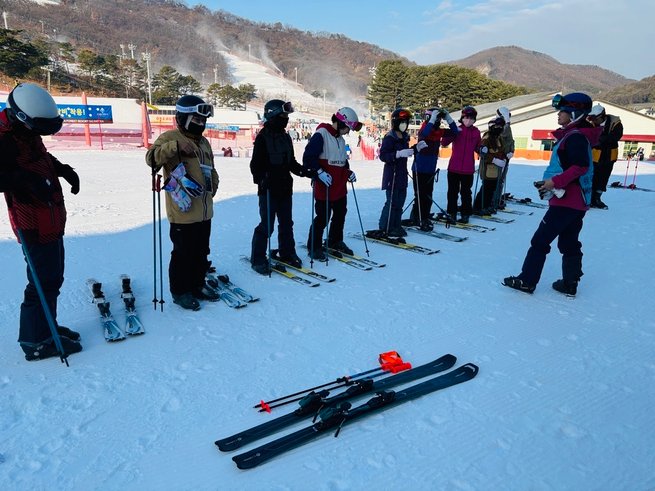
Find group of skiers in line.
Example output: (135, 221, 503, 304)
(0, 80, 625, 361)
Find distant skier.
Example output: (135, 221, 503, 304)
(0, 83, 82, 361)
(503, 92, 602, 297)
(146, 95, 220, 311)
(249, 99, 313, 273)
(440, 105, 482, 224)
(304, 107, 362, 259)
(587, 104, 623, 209)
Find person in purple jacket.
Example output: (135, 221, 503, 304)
(503, 92, 602, 297)
(440, 105, 481, 224)
(372, 108, 415, 238)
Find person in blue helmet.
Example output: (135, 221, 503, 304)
(503, 92, 602, 297)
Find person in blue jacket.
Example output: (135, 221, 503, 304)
(408, 107, 458, 230)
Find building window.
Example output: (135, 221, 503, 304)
(514, 136, 528, 149)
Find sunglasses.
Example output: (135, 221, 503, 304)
(176, 103, 214, 118)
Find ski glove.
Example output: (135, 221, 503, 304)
(506, 152, 514, 160)
(171, 163, 204, 198)
(443, 111, 454, 125)
(163, 174, 192, 212)
(58, 164, 80, 194)
(492, 157, 506, 169)
(416, 140, 428, 152)
(429, 110, 440, 125)
(347, 170, 357, 183)
(396, 149, 414, 159)
(316, 169, 332, 186)
(479, 146, 488, 154)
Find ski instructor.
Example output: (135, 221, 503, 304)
(0, 83, 83, 361)
(146, 95, 220, 311)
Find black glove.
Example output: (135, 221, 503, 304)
(10, 169, 53, 202)
(58, 164, 80, 195)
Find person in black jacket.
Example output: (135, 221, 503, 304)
(587, 104, 623, 209)
(250, 100, 313, 274)
(0, 83, 82, 361)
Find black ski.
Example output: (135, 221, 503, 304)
(232, 363, 478, 469)
(215, 354, 457, 452)
(432, 215, 494, 232)
(120, 275, 145, 335)
(609, 181, 654, 193)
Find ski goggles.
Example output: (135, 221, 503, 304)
(265, 101, 295, 120)
(335, 112, 363, 131)
(551, 94, 588, 112)
(175, 103, 214, 118)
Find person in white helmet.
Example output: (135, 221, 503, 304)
(0, 83, 82, 361)
(304, 106, 362, 260)
(492, 106, 515, 209)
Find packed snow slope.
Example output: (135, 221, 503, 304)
(1, 146, 654, 490)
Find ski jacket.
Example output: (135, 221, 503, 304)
(0, 109, 67, 244)
(303, 123, 350, 201)
(544, 122, 602, 210)
(478, 130, 507, 181)
(379, 129, 411, 191)
(441, 124, 482, 175)
(146, 128, 218, 225)
(412, 119, 458, 174)
(591, 115, 623, 164)
(249, 125, 306, 198)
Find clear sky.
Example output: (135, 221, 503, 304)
(190, 0, 653, 81)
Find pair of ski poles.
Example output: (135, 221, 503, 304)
(254, 350, 411, 413)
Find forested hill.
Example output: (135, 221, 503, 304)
(448, 46, 633, 94)
(3, 0, 406, 97)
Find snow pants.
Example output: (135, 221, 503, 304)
(519, 206, 586, 287)
(447, 172, 474, 217)
(307, 196, 347, 250)
(169, 220, 211, 295)
(592, 160, 616, 193)
(251, 192, 296, 265)
(379, 185, 407, 233)
(19, 237, 65, 346)
(410, 171, 435, 222)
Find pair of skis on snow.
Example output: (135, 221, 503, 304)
(205, 268, 259, 308)
(214, 353, 478, 469)
(88, 275, 145, 342)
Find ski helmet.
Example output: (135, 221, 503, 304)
(175, 94, 213, 132)
(460, 105, 477, 122)
(588, 104, 606, 119)
(6, 83, 63, 135)
(391, 108, 411, 130)
(334, 107, 362, 131)
(551, 92, 592, 121)
(496, 106, 511, 124)
(262, 99, 294, 123)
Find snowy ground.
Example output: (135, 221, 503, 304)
(1, 146, 654, 490)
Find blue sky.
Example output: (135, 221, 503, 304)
(190, 0, 653, 80)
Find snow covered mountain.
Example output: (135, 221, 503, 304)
(1, 149, 654, 489)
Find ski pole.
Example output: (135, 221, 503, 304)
(385, 170, 397, 234)
(324, 185, 329, 266)
(254, 350, 410, 412)
(266, 187, 272, 277)
(309, 181, 315, 268)
(432, 168, 456, 227)
(156, 174, 164, 311)
(623, 155, 631, 187)
(151, 171, 158, 310)
(349, 181, 369, 256)
(630, 151, 640, 188)
(16, 229, 69, 366)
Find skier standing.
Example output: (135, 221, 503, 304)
(408, 107, 458, 230)
(376, 108, 415, 237)
(304, 107, 362, 259)
(493, 106, 515, 209)
(440, 106, 481, 224)
(587, 104, 623, 209)
(503, 92, 602, 296)
(249, 99, 313, 273)
(146, 95, 220, 311)
(0, 83, 82, 360)
(473, 117, 508, 214)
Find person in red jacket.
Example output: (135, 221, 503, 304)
(440, 105, 481, 224)
(0, 83, 82, 361)
(304, 107, 362, 260)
